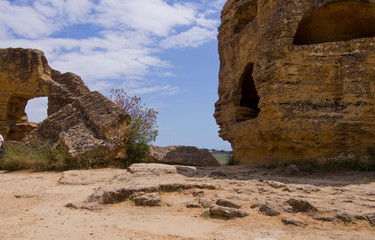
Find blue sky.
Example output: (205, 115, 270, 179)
(0, 0, 231, 150)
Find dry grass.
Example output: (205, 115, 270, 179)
(0, 142, 71, 171)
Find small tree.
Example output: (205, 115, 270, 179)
(110, 89, 158, 166)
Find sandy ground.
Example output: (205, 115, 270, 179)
(0, 165, 375, 240)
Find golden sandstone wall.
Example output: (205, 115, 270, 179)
(215, 0, 375, 165)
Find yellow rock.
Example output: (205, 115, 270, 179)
(215, 0, 375, 165)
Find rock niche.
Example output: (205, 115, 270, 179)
(215, 0, 375, 165)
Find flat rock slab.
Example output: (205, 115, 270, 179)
(59, 169, 126, 185)
(216, 199, 242, 209)
(210, 205, 249, 219)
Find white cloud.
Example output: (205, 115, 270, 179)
(93, 0, 197, 36)
(0, 0, 222, 96)
(129, 85, 179, 96)
(0, 1, 56, 39)
(160, 26, 216, 48)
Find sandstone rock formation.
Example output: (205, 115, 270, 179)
(215, 0, 375, 165)
(0, 48, 130, 163)
(146, 146, 220, 167)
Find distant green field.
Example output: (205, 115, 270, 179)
(212, 153, 232, 165)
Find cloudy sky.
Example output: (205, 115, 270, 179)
(0, 0, 231, 150)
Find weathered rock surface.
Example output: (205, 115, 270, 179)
(131, 192, 162, 207)
(85, 164, 217, 204)
(259, 202, 281, 216)
(216, 199, 242, 209)
(59, 169, 125, 185)
(282, 217, 302, 226)
(0, 48, 130, 164)
(147, 146, 220, 167)
(285, 199, 317, 213)
(215, 0, 375, 165)
(366, 213, 375, 226)
(2, 165, 375, 239)
(210, 205, 249, 219)
(336, 212, 352, 223)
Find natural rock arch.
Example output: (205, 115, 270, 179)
(0, 48, 130, 164)
(294, 1, 375, 45)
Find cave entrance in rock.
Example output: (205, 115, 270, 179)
(6, 96, 48, 141)
(237, 62, 260, 122)
(293, 1, 375, 45)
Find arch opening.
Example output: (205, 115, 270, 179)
(6, 96, 47, 141)
(25, 97, 48, 123)
(294, 2, 375, 45)
(237, 63, 260, 122)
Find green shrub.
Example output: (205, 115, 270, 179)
(110, 89, 158, 167)
(0, 142, 71, 171)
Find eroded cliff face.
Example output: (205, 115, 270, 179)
(215, 0, 375, 165)
(0, 48, 130, 164)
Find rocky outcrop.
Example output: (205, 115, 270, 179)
(215, 0, 375, 165)
(0, 48, 130, 163)
(146, 146, 221, 167)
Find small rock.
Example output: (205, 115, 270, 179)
(258, 187, 268, 193)
(251, 202, 260, 209)
(282, 217, 301, 226)
(210, 205, 249, 219)
(366, 212, 375, 226)
(192, 189, 204, 197)
(259, 202, 281, 216)
(132, 193, 161, 207)
(282, 187, 292, 192)
(354, 214, 366, 220)
(186, 202, 201, 208)
(81, 203, 103, 211)
(283, 164, 301, 175)
(302, 185, 320, 194)
(65, 202, 79, 209)
(15, 194, 36, 199)
(264, 180, 285, 189)
(313, 215, 335, 222)
(198, 198, 211, 208)
(285, 198, 317, 212)
(216, 199, 242, 209)
(336, 212, 352, 223)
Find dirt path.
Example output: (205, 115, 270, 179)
(0, 165, 374, 240)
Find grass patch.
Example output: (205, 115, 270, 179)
(0, 142, 72, 171)
(212, 153, 235, 165)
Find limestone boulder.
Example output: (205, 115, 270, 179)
(0, 48, 130, 164)
(215, 0, 375, 165)
(146, 146, 221, 167)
